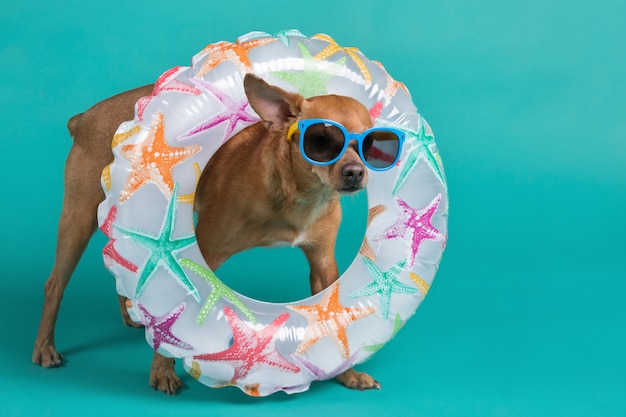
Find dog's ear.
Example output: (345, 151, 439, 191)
(244, 74, 304, 131)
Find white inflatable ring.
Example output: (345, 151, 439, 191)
(98, 29, 448, 396)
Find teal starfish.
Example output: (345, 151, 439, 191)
(271, 42, 346, 97)
(240, 29, 306, 46)
(273, 29, 307, 45)
(392, 117, 446, 196)
(180, 258, 257, 324)
(115, 186, 200, 302)
(363, 313, 405, 353)
(351, 258, 416, 320)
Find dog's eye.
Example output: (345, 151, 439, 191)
(309, 135, 329, 149)
(303, 123, 345, 162)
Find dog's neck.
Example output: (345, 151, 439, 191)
(259, 124, 340, 228)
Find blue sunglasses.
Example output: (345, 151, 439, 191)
(287, 119, 405, 171)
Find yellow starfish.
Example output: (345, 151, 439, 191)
(288, 284, 376, 359)
(118, 112, 201, 203)
(312, 33, 372, 86)
(111, 125, 141, 148)
(409, 272, 430, 296)
(177, 162, 201, 205)
(103, 125, 142, 191)
(189, 361, 202, 380)
(101, 164, 112, 191)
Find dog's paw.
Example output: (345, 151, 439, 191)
(32, 344, 63, 368)
(336, 368, 381, 391)
(149, 356, 182, 395)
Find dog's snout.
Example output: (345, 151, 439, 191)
(342, 163, 365, 185)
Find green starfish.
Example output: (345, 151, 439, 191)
(271, 42, 346, 97)
(351, 258, 416, 320)
(392, 117, 447, 196)
(115, 186, 200, 302)
(180, 258, 257, 324)
(363, 313, 405, 353)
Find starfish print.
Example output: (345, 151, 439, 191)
(176, 78, 259, 143)
(359, 204, 387, 261)
(115, 186, 200, 302)
(240, 29, 306, 46)
(271, 42, 346, 98)
(363, 313, 405, 353)
(179, 258, 256, 325)
(111, 125, 141, 149)
(194, 307, 299, 382)
(288, 284, 376, 359)
(103, 126, 141, 192)
(371, 60, 409, 102)
(118, 112, 201, 203)
(312, 33, 372, 86)
(100, 205, 138, 272)
(189, 361, 202, 380)
(409, 272, 431, 296)
(176, 162, 201, 205)
(369, 101, 383, 122)
(195, 38, 277, 78)
(392, 118, 446, 195)
(137, 302, 193, 352)
(351, 258, 416, 320)
(290, 350, 360, 381)
(374, 195, 444, 268)
(136, 66, 201, 121)
(102, 164, 112, 192)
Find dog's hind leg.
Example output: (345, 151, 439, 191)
(32, 138, 104, 367)
(149, 352, 182, 395)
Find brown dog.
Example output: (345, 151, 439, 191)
(33, 74, 381, 394)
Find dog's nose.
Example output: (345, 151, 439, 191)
(342, 163, 365, 186)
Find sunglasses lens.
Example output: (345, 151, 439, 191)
(362, 130, 401, 169)
(302, 122, 345, 163)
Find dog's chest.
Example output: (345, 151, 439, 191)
(265, 231, 310, 248)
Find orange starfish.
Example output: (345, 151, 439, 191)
(359, 204, 387, 261)
(195, 38, 277, 78)
(312, 33, 372, 86)
(288, 284, 376, 359)
(118, 112, 201, 203)
(372, 60, 409, 101)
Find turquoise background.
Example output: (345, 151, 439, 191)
(1, 0, 624, 416)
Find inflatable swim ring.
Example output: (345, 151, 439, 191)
(97, 29, 448, 396)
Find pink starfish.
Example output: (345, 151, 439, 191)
(369, 101, 383, 122)
(374, 194, 444, 267)
(194, 307, 299, 382)
(137, 302, 193, 352)
(176, 78, 260, 143)
(100, 205, 138, 272)
(136, 66, 201, 121)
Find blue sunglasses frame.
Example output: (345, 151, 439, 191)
(287, 119, 406, 172)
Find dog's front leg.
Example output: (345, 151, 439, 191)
(302, 243, 340, 295)
(302, 243, 382, 391)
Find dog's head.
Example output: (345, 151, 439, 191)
(244, 74, 371, 194)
